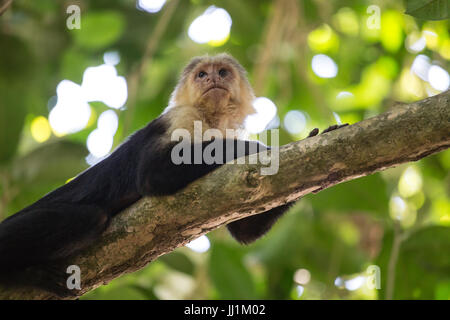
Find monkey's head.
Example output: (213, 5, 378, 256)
(168, 53, 256, 132)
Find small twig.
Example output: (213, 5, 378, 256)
(123, 0, 179, 137)
(292, 0, 333, 121)
(0, 0, 12, 16)
(386, 222, 402, 300)
(0, 171, 18, 222)
(326, 239, 343, 295)
(253, 0, 285, 95)
(0, 172, 6, 221)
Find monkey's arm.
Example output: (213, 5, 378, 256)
(136, 139, 268, 196)
(135, 136, 292, 244)
(136, 124, 348, 244)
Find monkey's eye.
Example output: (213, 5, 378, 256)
(218, 68, 228, 78)
(198, 71, 207, 78)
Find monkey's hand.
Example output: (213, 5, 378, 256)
(307, 123, 349, 137)
(307, 128, 319, 137)
(321, 123, 349, 134)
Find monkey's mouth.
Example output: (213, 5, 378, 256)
(203, 85, 228, 95)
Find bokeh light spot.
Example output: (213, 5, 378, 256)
(428, 65, 450, 92)
(345, 276, 366, 291)
(423, 29, 438, 49)
(311, 54, 338, 78)
(185, 235, 210, 253)
(103, 51, 121, 66)
(411, 54, 431, 81)
(244, 97, 277, 134)
(398, 166, 423, 198)
(31, 116, 51, 143)
(188, 6, 232, 45)
(98, 110, 119, 136)
(307, 24, 339, 52)
(389, 196, 407, 220)
(333, 7, 359, 36)
(49, 80, 91, 135)
(82, 64, 128, 109)
(294, 269, 311, 285)
(137, 0, 166, 13)
(389, 195, 417, 227)
(87, 128, 114, 158)
(283, 110, 307, 135)
(296, 285, 305, 297)
(406, 32, 426, 53)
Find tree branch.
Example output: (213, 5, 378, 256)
(0, 0, 12, 17)
(1, 90, 449, 299)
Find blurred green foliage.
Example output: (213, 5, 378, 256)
(405, 0, 449, 20)
(0, 0, 449, 300)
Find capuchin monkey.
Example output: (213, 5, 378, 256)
(0, 53, 346, 290)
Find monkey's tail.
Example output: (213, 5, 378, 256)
(0, 203, 109, 276)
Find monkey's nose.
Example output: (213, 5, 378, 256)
(206, 74, 219, 84)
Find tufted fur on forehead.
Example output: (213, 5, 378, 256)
(176, 53, 249, 88)
(165, 53, 256, 140)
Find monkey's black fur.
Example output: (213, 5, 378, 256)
(0, 115, 292, 281)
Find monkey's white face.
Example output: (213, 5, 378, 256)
(167, 54, 256, 135)
(189, 62, 240, 108)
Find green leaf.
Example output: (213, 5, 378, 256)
(72, 11, 125, 50)
(306, 173, 389, 216)
(0, 36, 33, 164)
(7, 141, 87, 215)
(0, 99, 26, 164)
(376, 226, 450, 299)
(84, 285, 148, 300)
(254, 206, 370, 297)
(434, 280, 450, 300)
(158, 251, 195, 275)
(405, 0, 449, 20)
(209, 242, 257, 299)
(60, 49, 94, 83)
(12, 140, 87, 184)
